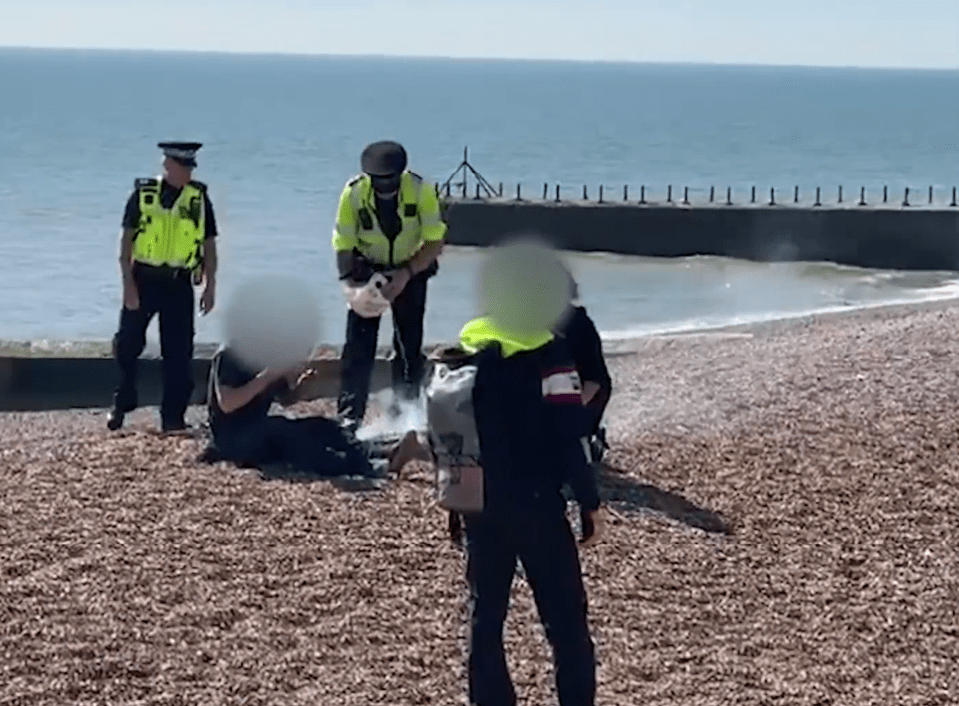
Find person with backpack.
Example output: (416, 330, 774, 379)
(428, 311, 605, 706)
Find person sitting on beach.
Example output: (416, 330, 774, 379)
(200, 344, 381, 477)
(555, 270, 613, 463)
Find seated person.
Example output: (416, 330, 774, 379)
(202, 344, 379, 477)
(555, 272, 612, 462)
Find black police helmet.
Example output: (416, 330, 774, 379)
(361, 141, 408, 177)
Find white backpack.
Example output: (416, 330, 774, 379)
(425, 353, 484, 513)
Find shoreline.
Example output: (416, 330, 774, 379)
(4, 294, 959, 360)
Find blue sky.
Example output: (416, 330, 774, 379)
(1, 0, 957, 68)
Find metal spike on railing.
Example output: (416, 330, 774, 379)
(640, 185, 646, 204)
(769, 187, 775, 206)
(859, 187, 866, 206)
(815, 187, 821, 207)
(904, 187, 910, 207)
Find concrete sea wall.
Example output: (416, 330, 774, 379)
(441, 197, 959, 271)
(0, 344, 397, 413)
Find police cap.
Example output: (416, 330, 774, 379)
(158, 141, 202, 168)
(361, 140, 408, 177)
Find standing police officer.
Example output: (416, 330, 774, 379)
(332, 140, 446, 432)
(107, 142, 219, 432)
(456, 313, 605, 706)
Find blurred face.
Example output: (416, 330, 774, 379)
(163, 156, 193, 187)
(370, 173, 401, 198)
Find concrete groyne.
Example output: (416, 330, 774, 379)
(441, 195, 959, 271)
(437, 152, 959, 271)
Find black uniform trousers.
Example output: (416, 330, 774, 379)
(112, 264, 195, 426)
(463, 501, 597, 706)
(213, 416, 375, 477)
(337, 271, 429, 425)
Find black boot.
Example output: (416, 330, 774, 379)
(161, 417, 188, 433)
(106, 408, 125, 431)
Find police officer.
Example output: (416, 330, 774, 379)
(107, 142, 219, 432)
(456, 313, 605, 706)
(332, 140, 447, 432)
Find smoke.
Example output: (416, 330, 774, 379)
(355, 388, 428, 442)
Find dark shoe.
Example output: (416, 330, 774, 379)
(107, 408, 125, 431)
(161, 419, 188, 433)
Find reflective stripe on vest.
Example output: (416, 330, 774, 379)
(132, 177, 205, 270)
(347, 172, 429, 266)
(458, 316, 554, 358)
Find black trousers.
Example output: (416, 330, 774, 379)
(463, 505, 597, 706)
(337, 271, 429, 425)
(213, 416, 375, 477)
(112, 264, 194, 425)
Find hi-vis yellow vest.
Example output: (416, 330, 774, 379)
(131, 177, 205, 271)
(332, 171, 447, 266)
(458, 316, 554, 358)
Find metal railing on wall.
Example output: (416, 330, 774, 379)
(433, 180, 959, 209)
(435, 148, 958, 208)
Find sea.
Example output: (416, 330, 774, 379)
(1, 47, 958, 348)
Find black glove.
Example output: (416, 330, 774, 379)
(579, 507, 596, 544)
(343, 250, 375, 284)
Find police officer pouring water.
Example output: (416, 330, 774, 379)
(107, 141, 219, 432)
(332, 140, 446, 432)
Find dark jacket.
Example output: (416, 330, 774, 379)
(558, 305, 611, 395)
(471, 336, 601, 515)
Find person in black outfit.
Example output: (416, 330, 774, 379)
(555, 272, 612, 463)
(108, 141, 219, 432)
(203, 346, 381, 477)
(457, 316, 605, 706)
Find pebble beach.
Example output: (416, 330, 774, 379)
(3, 299, 959, 705)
